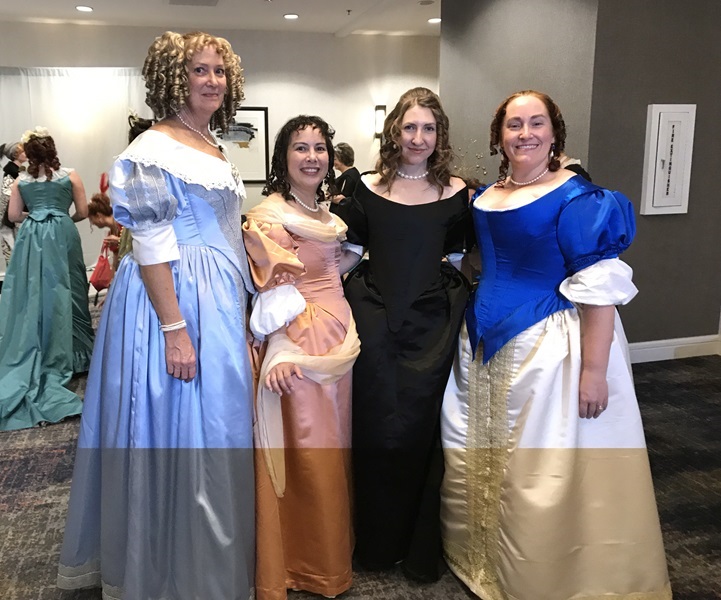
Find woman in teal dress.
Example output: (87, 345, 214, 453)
(0, 127, 94, 431)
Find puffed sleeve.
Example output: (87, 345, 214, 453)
(557, 187, 636, 274)
(109, 160, 186, 266)
(242, 218, 307, 339)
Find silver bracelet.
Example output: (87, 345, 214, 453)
(159, 319, 187, 332)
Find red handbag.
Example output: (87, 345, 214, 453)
(90, 240, 113, 293)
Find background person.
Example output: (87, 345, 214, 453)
(0, 127, 94, 431)
(87, 189, 123, 272)
(58, 31, 256, 600)
(335, 87, 471, 582)
(0, 140, 26, 264)
(441, 90, 670, 600)
(331, 141, 360, 202)
(243, 115, 361, 600)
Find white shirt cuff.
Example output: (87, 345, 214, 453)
(250, 285, 307, 340)
(131, 224, 180, 265)
(560, 258, 638, 306)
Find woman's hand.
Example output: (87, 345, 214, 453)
(579, 367, 608, 418)
(265, 362, 303, 395)
(105, 234, 120, 248)
(163, 328, 197, 382)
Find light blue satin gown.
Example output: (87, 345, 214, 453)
(58, 131, 256, 600)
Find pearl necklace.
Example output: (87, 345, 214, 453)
(176, 112, 220, 149)
(509, 167, 549, 186)
(289, 191, 320, 212)
(396, 169, 429, 180)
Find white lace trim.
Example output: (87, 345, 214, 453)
(119, 130, 246, 198)
(17, 167, 73, 183)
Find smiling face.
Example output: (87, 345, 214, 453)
(398, 104, 437, 168)
(501, 95, 555, 171)
(287, 126, 329, 193)
(185, 45, 227, 117)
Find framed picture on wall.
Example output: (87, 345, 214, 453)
(215, 106, 269, 183)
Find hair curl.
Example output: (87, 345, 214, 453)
(489, 90, 566, 184)
(263, 116, 337, 201)
(25, 135, 61, 179)
(334, 142, 355, 167)
(376, 87, 453, 196)
(142, 31, 244, 132)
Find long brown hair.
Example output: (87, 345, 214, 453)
(376, 87, 454, 196)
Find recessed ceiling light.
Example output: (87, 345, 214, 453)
(419, 0, 435, 5)
(428, 17, 441, 24)
(284, 13, 299, 20)
(75, 5, 93, 11)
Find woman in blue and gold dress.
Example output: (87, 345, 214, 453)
(441, 91, 671, 600)
(0, 129, 94, 431)
(58, 32, 256, 600)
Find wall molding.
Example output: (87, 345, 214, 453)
(629, 334, 721, 364)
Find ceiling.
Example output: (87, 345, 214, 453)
(0, 0, 442, 37)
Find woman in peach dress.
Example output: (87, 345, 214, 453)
(243, 115, 362, 600)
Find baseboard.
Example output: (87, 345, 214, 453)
(629, 335, 721, 364)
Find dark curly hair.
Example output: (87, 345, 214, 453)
(142, 31, 244, 132)
(263, 115, 337, 201)
(489, 90, 566, 184)
(25, 135, 61, 180)
(376, 87, 454, 196)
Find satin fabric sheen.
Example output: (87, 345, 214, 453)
(243, 197, 356, 600)
(441, 177, 671, 600)
(0, 170, 94, 431)
(338, 182, 471, 580)
(57, 132, 255, 600)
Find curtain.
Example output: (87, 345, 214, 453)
(0, 67, 152, 269)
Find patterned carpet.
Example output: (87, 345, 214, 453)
(1, 356, 720, 599)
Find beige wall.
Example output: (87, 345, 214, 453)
(0, 22, 439, 267)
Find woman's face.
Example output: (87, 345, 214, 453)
(286, 126, 329, 193)
(16, 145, 27, 164)
(501, 95, 555, 170)
(185, 45, 227, 117)
(89, 213, 114, 229)
(398, 104, 437, 167)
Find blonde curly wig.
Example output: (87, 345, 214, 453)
(143, 31, 245, 132)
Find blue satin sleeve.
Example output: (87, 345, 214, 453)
(110, 161, 187, 232)
(557, 187, 636, 274)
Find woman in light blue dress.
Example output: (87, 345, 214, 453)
(58, 31, 256, 600)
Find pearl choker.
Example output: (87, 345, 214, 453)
(176, 112, 220, 149)
(396, 169, 429, 180)
(289, 191, 320, 212)
(509, 167, 549, 186)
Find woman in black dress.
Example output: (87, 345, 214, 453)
(337, 87, 471, 581)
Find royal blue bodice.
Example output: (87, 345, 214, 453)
(467, 176, 636, 363)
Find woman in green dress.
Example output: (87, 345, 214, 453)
(0, 127, 94, 431)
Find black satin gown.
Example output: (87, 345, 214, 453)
(337, 180, 471, 581)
